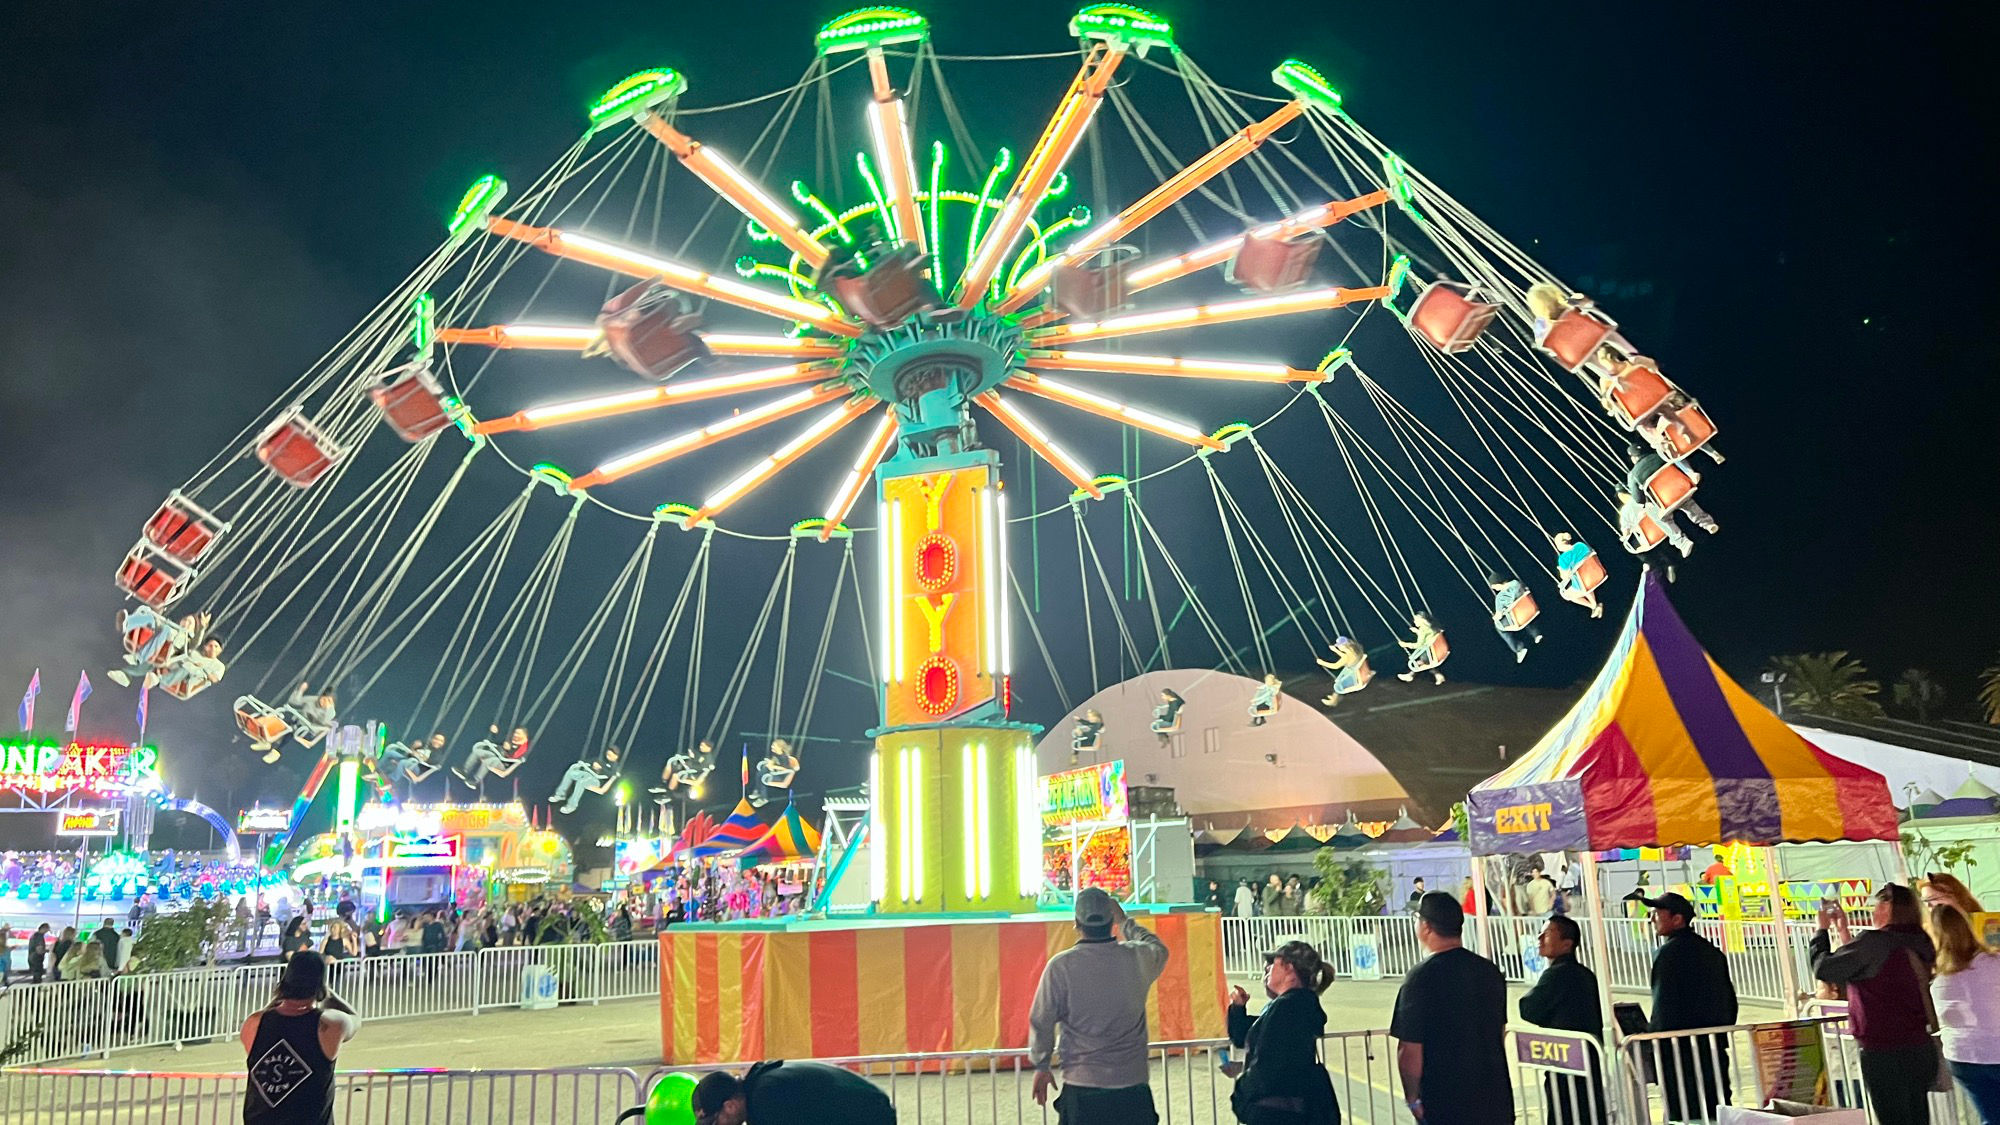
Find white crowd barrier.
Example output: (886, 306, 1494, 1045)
(0, 1066, 644, 1124)
(0, 941, 662, 1068)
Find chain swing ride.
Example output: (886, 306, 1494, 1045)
(103, 5, 1722, 846)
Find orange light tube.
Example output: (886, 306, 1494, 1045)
(1025, 350, 1326, 384)
(1123, 190, 1392, 294)
(570, 383, 849, 489)
(701, 334, 847, 358)
(485, 218, 861, 337)
(995, 100, 1306, 314)
(1003, 375, 1223, 450)
(1028, 284, 1391, 346)
(471, 363, 839, 435)
(955, 47, 1125, 309)
(973, 391, 1101, 498)
(689, 398, 878, 526)
(821, 411, 898, 540)
(637, 115, 831, 269)
(437, 324, 599, 350)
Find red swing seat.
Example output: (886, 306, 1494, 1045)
(143, 491, 227, 564)
(1408, 281, 1501, 353)
(116, 542, 194, 608)
(826, 244, 938, 330)
(370, 364, 453, 441)
(1332, 657, 1374, 695)
(1623, 514, 1668, 554)
(1496, 592, 1542, 632)
(161, 668, 217, 702)
(1566, 551, 1609, 594)
(119, 613, 180, 670)
(1227, 228, 1321, 293)
(1602, 361, 1675, 428)
(256, 408, 342, 487)
(1644, 461, 1699, 513)
(1539, 307, 1618, 373)
(1653, 402, 1718, 461)
(597, 281, 712, 381)
(234, 696, 292, 745)
(1409, 632, 1451, 672)
(1051, 259, 1128, 319)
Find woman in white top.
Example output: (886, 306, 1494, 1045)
(1930, 905, 2000, 1125)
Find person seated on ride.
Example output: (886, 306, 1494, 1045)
(759, 740, 800, 789)
(1616, 488, 1692, 560)
(1395, 611, 1450, 685)
(1624, 445, 1717, 534)
(107, 608, 208, 686)
(1316, 637, 1371, 705)
(1551, 533, 1606, 619)
(286, 682, 338, 734)
(457, 725, 530, 787)
(1248, 674, 1283, 726)
(1639, 392, 1726, 465)
(552, 746, 621, 815)
(153, 637, 227, 699)
(1525, 284, 1635, 373)
(1488, 572, 1544, 664)
(1150, 688, 1187, 743)
(659, 740, 716, 792)
(1070, 709, 1105, 759)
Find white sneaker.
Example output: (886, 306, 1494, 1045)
(106, 670, 130, 688)
(1516, 648, 1528, 664)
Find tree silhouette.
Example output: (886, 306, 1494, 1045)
(1891, 669, 1946, 721)
(1766, 652, 1884, 720)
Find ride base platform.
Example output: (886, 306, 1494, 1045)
(656, 907, 1227, 1064)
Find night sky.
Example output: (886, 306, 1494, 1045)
(0, 3, 1987, 839)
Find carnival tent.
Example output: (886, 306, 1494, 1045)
(737, 800, 823, 863)
(1467, 571, 1898, 853)
(1374, 808, 1437, 844)
(686, 797, 769, 859)
(1266, 825, 1326, 854)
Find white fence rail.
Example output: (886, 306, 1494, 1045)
(0, 941, 661, 1068)
(1221, 914, 1827, 1006)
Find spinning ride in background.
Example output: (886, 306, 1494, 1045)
(103, 6, 1726, 858)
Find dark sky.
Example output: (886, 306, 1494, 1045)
(1, 2, 1990, 838)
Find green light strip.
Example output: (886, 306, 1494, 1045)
(1068, 4, 1175, 55)
(965, 148, 1012, 287)
(586, 68, 689, 131)
(1272, 60, 1343, 114)
(927, 141, 946, 281)
(1003, 206, 1090, 292)
(791, 181, 854, 245)
(854, 152, 895, 242)
(815, 7, 930, 56)
(447, 175, 508, 242)
(410, 292, 436, 356)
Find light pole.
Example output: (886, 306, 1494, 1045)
(1760, 671, 1788, 717)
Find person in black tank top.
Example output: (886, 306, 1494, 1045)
(241, 951, 361, 1125)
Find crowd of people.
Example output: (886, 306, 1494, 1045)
(647, 863, 814, 924)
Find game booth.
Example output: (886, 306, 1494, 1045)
(290, 801, 574, 914)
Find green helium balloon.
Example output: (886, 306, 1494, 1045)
(646, 1072, 700, 1125)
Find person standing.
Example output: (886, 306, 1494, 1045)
(1405, 878, 1426, 914)
(1391, 893, 1512, 1125)
(1225, 940, 1339, 1124)
(1028, 887, 1171, 1124)
(240, 951, 360, 1124)
(1928, 904, 2000, 1124)
(1205, 880, 1227, 911)
(93, 916, 120, 964)
(1812, 885, 1940, 1125)
(1261, 874, 1284, 918)
(1235, 881, 1257, 919)
(1638, 892, 1737, 1122)
(27, 922, 49, 984)
(690, 1059, 895, 1124)
(1519, 916, 1606, 1125)
(49, 925, 76, 982)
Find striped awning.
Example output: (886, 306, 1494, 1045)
(1466, 571, 1895, 854)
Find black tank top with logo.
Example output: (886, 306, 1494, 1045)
(243, 1009, 335, 1125)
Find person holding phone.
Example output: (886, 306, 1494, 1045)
(240, 950, 360, 1123)
(1226, 940, 1339, 1123)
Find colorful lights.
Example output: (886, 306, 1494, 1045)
(1029, 284, 1391, 345)
(410, 292, 435, 356)
(869, 751, 886, 901)
(689, 398, 877, 524)
(1006, 374, 1223, 449)
(447, 175, 508, 242)
(1025, 349, 1324, 384)
(822, 412, 896, 540)
(979, 485, 1000, 673)
(639, 117, 832, 268)
(586, 68, 688, 131)
(1, 740, 161, 797)
(573, 383, 846, 488)
(975, 391, 1100, 497)
(437, 324, 599, 350)
(960, 741, 994, 900)
(916, 655, 960, 715)
(866, 96, 927, 254)
(1015, 744, 1041, 897)
(816, 7, 930, 55)
(888, 500, 907, 682)
(1272, 59, 1342, 114)
(1121, 191, 1391, 294)
(1068, 4, 1175, 56)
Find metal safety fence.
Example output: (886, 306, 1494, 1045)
(0, 940, 661, 1068)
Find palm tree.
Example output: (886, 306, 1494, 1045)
(1980, 658, 2000, 725)
(1765, 652, 1884, 720)
(1891, 669, 1946, 722)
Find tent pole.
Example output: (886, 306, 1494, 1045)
(1471, 855, 1490, 955)
(1579, 850, 1622, 1049)
(1764, 845, 1802, 1017)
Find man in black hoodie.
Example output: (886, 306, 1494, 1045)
(1811, 884, 1939, 1125)
(1638, 893, 1737, 1122)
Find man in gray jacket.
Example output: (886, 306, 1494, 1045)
(1029, 886, 1171, 1124)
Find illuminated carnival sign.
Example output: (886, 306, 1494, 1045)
(385, 835, 463, 864)
(0, 739, 160, 796)
(1039, 759, 1129, 828)
(878, 460, 1009, 725)
(55, 808, 123, 837)
(237, 807, 291, 834)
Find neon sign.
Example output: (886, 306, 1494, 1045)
(56, 809, 122, 837)
(879, 461, 1008, 725)
(386, 835, 462, 863)
(1039, 759, 1129, 828)
(0, 740, 160, 796)
(238, 807, 291, 833)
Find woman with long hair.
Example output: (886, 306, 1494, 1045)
(279, 915, 311, 963)
(1930, 905, 2000, 1125)
(1226, 940, 1340, 1124)
(240, 951, 360, 1124)
(1921, 873, 1985, 916)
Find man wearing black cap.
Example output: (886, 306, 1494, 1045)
(1519, 915, 1606, 1125)
(1028, 886, 1171, 1124)
(690, 1060, 895, 1125)
(1638, 891, 1736, 1122)
(1391, 892, 1513, 1125)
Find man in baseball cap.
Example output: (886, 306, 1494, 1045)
(1027, 887, 1171, 1123)
(1640, 889, 1737, 1120)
